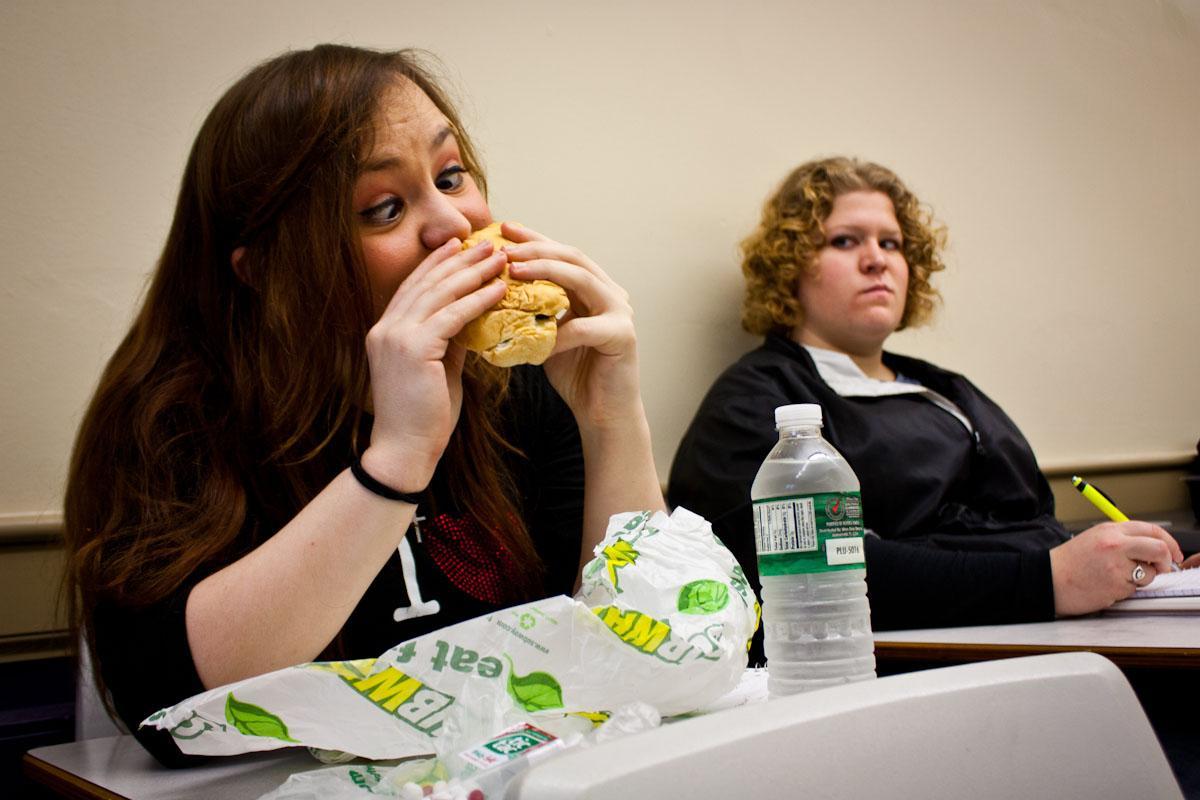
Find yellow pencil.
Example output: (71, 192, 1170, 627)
(1070, 476, 1129, 522)
(1071, 475, 1180, 571)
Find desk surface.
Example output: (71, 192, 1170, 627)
(26, 611, 1200, 798)
(25, 631, 1196, 800)
(876, 614, 1200, 670)
(23, 735, 319, 800)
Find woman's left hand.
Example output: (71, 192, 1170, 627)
(500, 223, 643, 431)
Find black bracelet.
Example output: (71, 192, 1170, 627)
(349, 456, 426, 505)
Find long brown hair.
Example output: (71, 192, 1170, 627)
(64, 45, 540, 690)
(740, 156, 946, 336)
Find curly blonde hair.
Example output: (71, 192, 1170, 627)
(740, 157, 946, 336)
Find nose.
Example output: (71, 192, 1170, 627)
(860, 239, 887, 273)
(417, 192, 472, 252)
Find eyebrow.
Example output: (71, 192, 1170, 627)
(828, 223, 903, 237)
(360, 125, 456, 173)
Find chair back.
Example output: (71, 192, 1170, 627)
(74, 638, 123, 740)
(509, 652, 1182, 799)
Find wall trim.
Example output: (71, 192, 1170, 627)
(1039, 452, 1194, 478)
(0, 512, 64, 544)
(3, 448, 1195, 542)
(0, 630, 72, 662)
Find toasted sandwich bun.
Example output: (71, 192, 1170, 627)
(453, 223, 570, 367)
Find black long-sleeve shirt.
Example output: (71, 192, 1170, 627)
(668, 335, 1065, 665)
(94, 366, 585, 766)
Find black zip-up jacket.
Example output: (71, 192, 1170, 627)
(669, 335, 1066, 665)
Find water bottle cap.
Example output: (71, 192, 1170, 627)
(774, 403, 822, 428)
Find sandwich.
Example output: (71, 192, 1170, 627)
(453, 223, 570, 367)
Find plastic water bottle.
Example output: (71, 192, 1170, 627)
(751, 403, 875, 696)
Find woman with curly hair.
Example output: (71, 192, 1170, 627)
(669, 157, 1183, 664)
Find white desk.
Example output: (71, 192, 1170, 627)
(876, 613, 1200, 670)
(24, 734, 320, 799)
(26, 615, 1200, 799)
(877, 615, 1200, 798)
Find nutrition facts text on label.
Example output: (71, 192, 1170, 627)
(754, 496, 818, 554)
(753, 492, 866, 574)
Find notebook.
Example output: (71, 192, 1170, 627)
(1107, 567, 1200, 613)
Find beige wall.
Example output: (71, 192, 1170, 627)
(2, 0, 1198, 527)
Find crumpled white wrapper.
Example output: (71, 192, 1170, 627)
(141, 507, 759, 762)
(256, 674, 770, 800)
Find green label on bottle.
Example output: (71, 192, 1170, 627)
(753, 491, 865, 576)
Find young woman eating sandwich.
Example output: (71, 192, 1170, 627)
(64, 44, 663, 765)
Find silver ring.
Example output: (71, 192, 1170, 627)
(1131, 564, 1147, 584)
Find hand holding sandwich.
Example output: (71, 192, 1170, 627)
(490, 223, 665, 565)
(362, 236, 509, 492)
(494, 223, 646, 432)
(364, 219, 662, 574)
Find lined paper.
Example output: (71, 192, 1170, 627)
(1134, 567, 1200, 598)
(1107, 567, 1200, 613)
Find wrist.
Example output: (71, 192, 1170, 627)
(349, 456, 428, 504)
(358, 446, 435, 497)
(575, 399, 651, 441)
(578, 408, 654, 463)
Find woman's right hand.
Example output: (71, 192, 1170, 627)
(1049, 521, 1183, 616)
(360, 238, 508, 491)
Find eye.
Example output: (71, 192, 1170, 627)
(880, 237, 903, 251)
(360, 197, 403, 226)
(828, 234, 856, 249)
(436, 165, 467, 192)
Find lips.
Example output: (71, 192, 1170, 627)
(861, 284, 894, 297)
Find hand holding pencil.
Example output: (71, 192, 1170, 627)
(1044, 477, 1185, 616)
(1072, 476, 1180, 572)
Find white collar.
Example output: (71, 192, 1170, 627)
(803, 345, 974, 434)
(803, 345, 926, 398)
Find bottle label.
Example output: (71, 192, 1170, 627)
(752, 491, 865, 576)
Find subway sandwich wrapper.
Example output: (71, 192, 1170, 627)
(140, 508, 760, 766)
